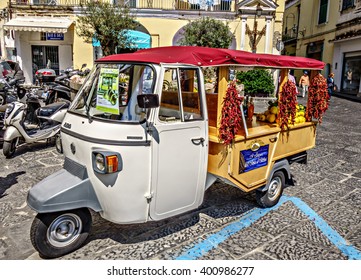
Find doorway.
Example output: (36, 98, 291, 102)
(32, 45, 59, 74)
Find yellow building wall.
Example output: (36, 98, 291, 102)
(72, 24, 96, 70)
(137, 17, 242, 49)
(283, 2, 299, 56)
(295, 0, 339, 76)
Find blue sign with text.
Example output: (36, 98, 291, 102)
(46, 33, 64, 41)
(239, 145, 269, 173)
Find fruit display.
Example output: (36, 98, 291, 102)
(294, 104, 306, 124)
(256, 100, 278, 124)
(256, 100, 307, 125)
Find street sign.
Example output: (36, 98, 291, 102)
(46, 33, 64, 41)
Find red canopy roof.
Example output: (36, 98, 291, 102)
(97, 46, 325, 70)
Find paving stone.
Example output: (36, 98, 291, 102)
(346, 224, 361, 252)
(287, 220, 333, 247)
(274, 201, 309, 221)
(217, 227, 273, 259)
(200, 200, 256, 226)
(295, 179, 355, 213)
(252, 211, 300, 236)
(262, 234, 347, 260)
(321, 201, 361, 237)
(239, 251, 274, 260)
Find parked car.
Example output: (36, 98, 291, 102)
(0, 60, 15, 78)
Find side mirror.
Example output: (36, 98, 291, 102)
(137, 94, 159, 109)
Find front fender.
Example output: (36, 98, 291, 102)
(3, 126, 21, 142)
(27, 167, 102, 213)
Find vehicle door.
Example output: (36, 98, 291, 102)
(149, 66, 208, 220)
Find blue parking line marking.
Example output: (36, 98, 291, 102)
(287, 196, 361, 260)
(175, 196, 361, 260)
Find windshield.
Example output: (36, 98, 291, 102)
(71, 63, 156, 122)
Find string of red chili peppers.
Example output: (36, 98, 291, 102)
(219, 81, 244, 145)
(278, 80, 298, 130)
(306, 73, 329, 124)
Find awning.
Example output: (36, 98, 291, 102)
(92, 30, 150, 49)
(92, 30, 151, 49)
(125, 30, 151, 49)
(4, 16, 73, 33)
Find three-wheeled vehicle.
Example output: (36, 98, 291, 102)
(26, 46, 327, 258)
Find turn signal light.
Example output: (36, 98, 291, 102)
(106, 155, 118, 173)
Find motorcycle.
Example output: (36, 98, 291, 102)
(0, 77, 27, 106)
(2, 92, 70, 158)
(43, 64, 89, 105)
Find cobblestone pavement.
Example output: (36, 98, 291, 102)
(0, 96, 361, 260)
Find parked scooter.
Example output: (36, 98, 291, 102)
(0, 76, 27, 106)
(43, 64, 89, 104)
(2, 92, 70, 158)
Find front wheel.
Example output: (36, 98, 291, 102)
(256, 171, 285, 208)
(3, 138, 19, 158)
(30, 208, 92, 259)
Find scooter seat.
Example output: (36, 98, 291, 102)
(37, 101, 69, 117)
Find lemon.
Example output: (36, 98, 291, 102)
(267, 113, 276, 123)
(259, 114, 266, 121)
(270, 106, 278, 115)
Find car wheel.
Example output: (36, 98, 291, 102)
(256, 171, 285, 208)
(30, 208, 92, 259)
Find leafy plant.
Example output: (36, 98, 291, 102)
(76, 2, 139, 56)
(236, 69, 275, 96)
(178, 17, 233, 49)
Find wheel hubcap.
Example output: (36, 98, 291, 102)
(47, 214, 82, 247)
(268, 177, 282, 201)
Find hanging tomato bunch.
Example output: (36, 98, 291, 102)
(278, 80, 298, 130)
(219, 81, 244, 145)
(306, 73, 329, 123)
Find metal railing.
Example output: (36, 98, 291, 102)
(11, 0, 237, 12)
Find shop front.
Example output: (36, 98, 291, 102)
(341, 52, 361, 93)
(333, 36, 361, 95)
(3, 16, 74, 83)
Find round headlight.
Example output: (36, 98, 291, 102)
(5, 103, 15, 114)
(95, 153, 105, 172)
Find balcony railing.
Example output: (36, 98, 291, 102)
(11, 0, 237, 12)
(282, 29, 297, 42)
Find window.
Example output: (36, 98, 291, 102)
(159, 68, 203, 122)
(342, 0, 354, 10)
(318, 0, 328, 24)
(71, 63, 156, 122)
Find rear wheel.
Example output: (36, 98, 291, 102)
(30, 208, 92, 259)
(3, 138, 19, 158)
(256, 171, 285, 208)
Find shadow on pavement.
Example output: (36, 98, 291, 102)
(0, 171, 26, 198)
(85, 183, 258, 247)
